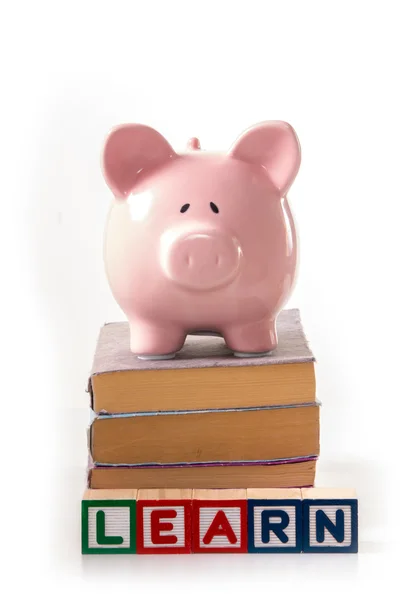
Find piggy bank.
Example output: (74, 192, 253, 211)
(102, 121, 300, 359)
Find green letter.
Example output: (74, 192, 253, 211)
(96, 510, 123, 545)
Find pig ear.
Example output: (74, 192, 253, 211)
(102, 124, 177, 198)
(229, 121, 301, 195)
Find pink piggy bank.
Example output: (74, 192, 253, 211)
(102, 121, 301, 359)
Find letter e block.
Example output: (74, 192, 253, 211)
(81, 489, 137, 554)
(192, 489, 247, 553)
(302, 488, 358, 553)
(247, 488, 302, 553)
(136, 489, 192, 554)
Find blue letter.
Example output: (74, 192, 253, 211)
(316, 509, 345, 543)
(261, 510, 290, 543)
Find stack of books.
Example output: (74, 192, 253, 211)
(87, 308, 319, 490)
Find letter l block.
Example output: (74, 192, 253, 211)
(81, 489, 137, 554)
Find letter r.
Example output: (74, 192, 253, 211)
(261, 509, 290, 544)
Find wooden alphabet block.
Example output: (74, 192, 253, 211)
(136, 489, 192, 554)
(301, 488, 358, 553)
(247, 488, 302, 553)
(81, 489, 137, 554)
(192, 489, 247, 553)
(81, 487, 358, 554)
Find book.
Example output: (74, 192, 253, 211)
(89, 308, 315, 414)
(88, 457, 317, 489)
(90, 403, 320, 465)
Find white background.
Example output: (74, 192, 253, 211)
(1, 0, 399, 596)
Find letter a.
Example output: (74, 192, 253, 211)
(203, 510, 237, 545)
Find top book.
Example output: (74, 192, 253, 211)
(89, 308, 315, 414)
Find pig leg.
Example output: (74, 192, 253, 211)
(223, 319, 277, 357)
(128, 319, 186, 359)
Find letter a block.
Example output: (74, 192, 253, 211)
(192, 489, 247, 553)
(247, 489, 302, 553)
(81, 489, 137, 554)
(301, 488, 358, 553)
(136, 489, 192, 554)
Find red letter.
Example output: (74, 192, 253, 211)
(203, 510, 237, 545)
(150, 509, 178, 545)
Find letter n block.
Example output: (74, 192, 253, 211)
(136, 489, 192, 554)
(302, 488, 358, 553)
(81, 489, 137, 554)
(192, 489, 247, 553)
(247, 488, 302, 553)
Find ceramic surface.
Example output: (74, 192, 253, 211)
(102, 121, 301, 358)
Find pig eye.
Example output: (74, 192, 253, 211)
(180, 203, 190, 213)
(210, 202, 219, 214)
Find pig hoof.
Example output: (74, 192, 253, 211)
(137, 352, 176, 360)
(233, 350, 273, 358)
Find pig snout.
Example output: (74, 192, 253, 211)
(161, 230, 242, 291)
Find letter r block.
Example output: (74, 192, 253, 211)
(81, 489, 137, 554)
(192, 489, 247, 553)
(136, 489, 192, 554)
(301, 488, 358, 553)
(247, 489, 302, 553)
